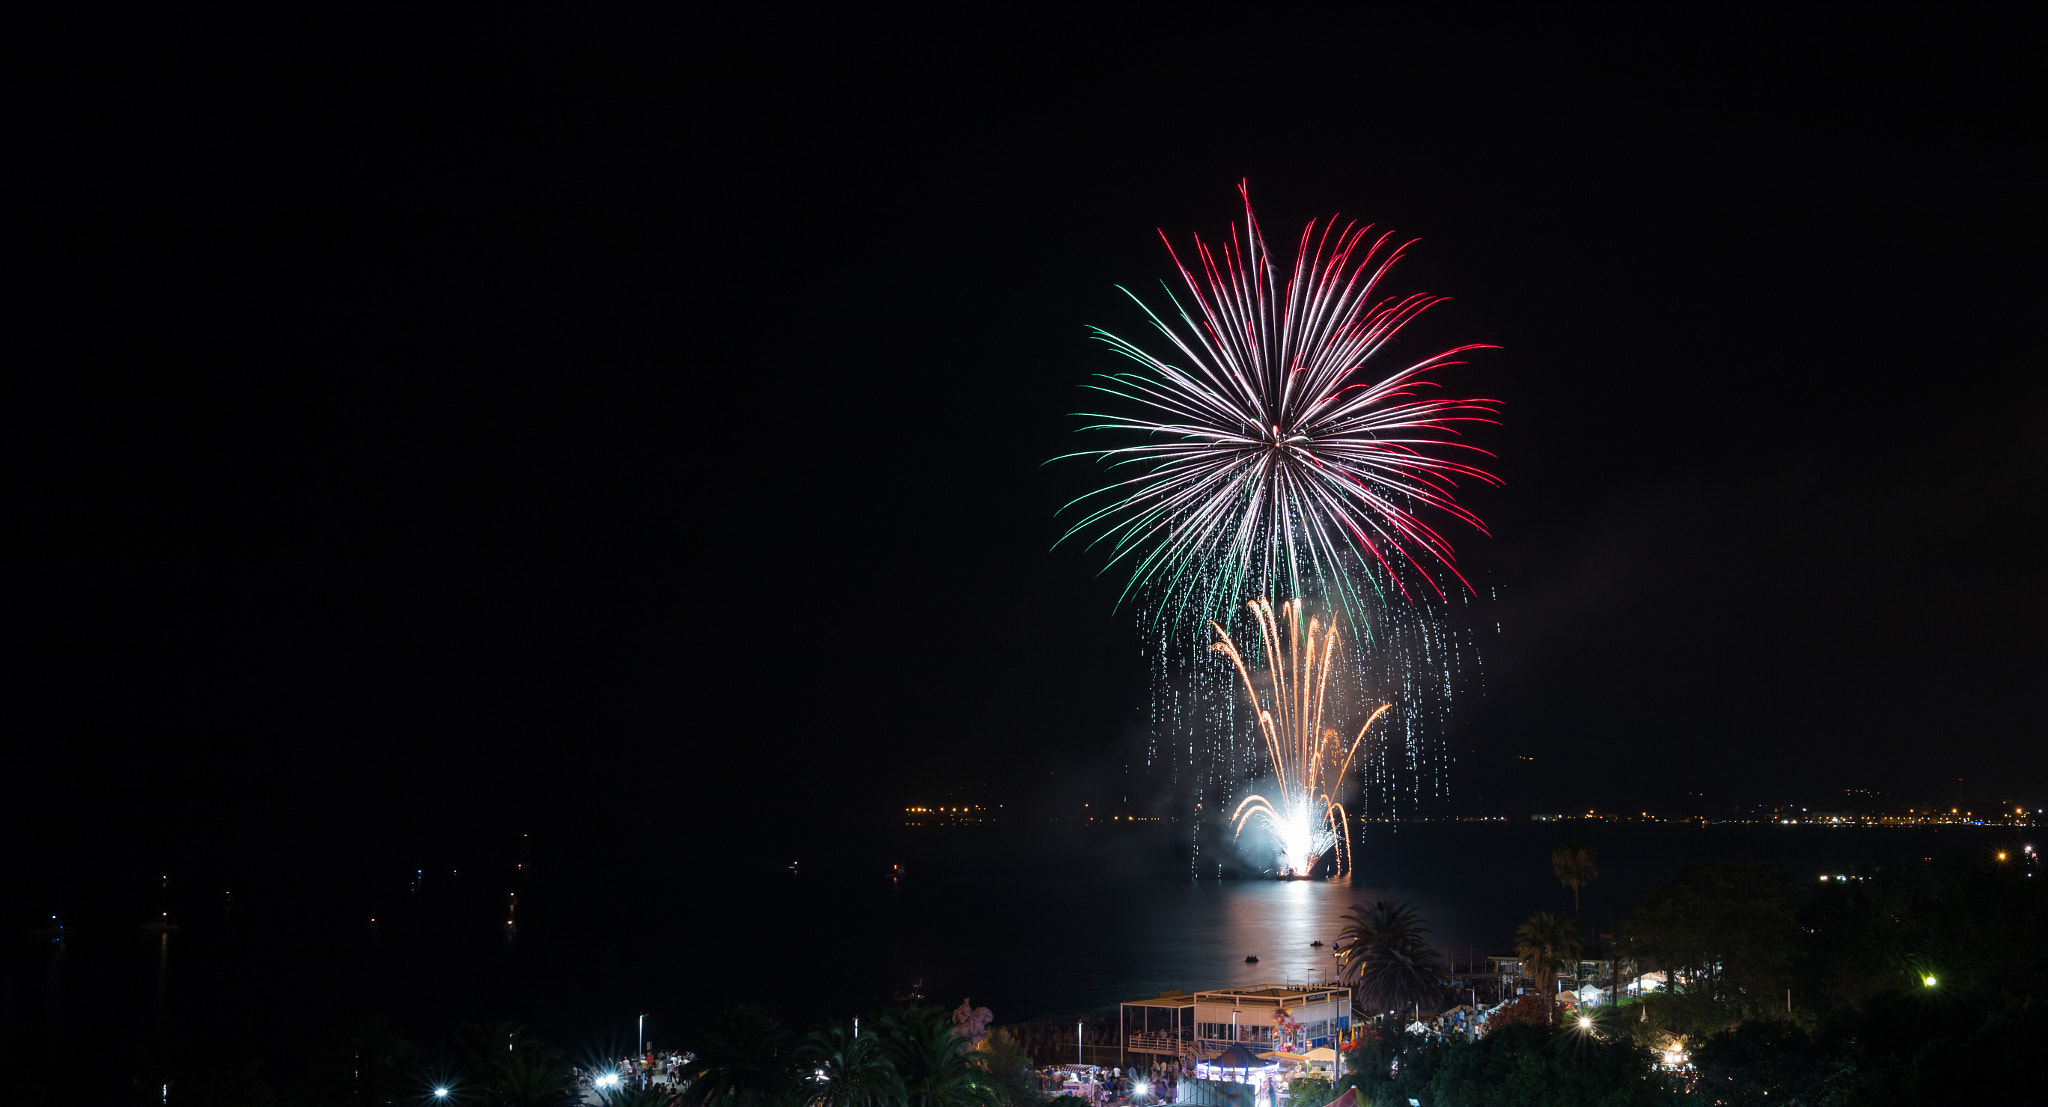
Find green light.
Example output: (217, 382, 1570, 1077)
(1923, 975, 1937, 987)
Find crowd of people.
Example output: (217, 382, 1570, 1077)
(1035, 1060, 1187, 1104)
(572, 1050, 690, 1093)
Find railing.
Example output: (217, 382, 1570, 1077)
(1125, 1032, 1195, 1056)
(1066, 1043, 1122, 1067)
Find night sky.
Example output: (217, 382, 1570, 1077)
(13, 10, 2043, 869)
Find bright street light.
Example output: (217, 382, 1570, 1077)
(1923, 975, 1937, 987)
(1578, 1016, 1592, 1029)
(433, 1090, 449, 1100)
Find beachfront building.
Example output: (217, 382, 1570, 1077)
(1121, 991, 1197, 1063)
(1488, 955, 1620, 998)
(1190, 984, 1352, 1056)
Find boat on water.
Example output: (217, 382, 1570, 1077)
(1244, 956, 1259, 963)
(29, 915, 66, 948)
(143, 875, 178, 931)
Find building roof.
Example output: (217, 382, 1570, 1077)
(1194, 984, 1344, 1000)
(1123, 984, 1348, 1011)
(1122, 996, 1197, 1008)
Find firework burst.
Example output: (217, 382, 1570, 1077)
(1211, 596, 1390, 877)
(1056, 183, 1501, 628)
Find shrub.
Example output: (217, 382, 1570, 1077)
(1285, 1076, 1333, 1107)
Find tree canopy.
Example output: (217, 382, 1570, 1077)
(1619, 859, 1796, 1035)
(1336, 899, 1444, 1017)
(677, 1006, 796, 1107)
(1512, 912, 1583, 1023)
(1551, 841, 1598, 913)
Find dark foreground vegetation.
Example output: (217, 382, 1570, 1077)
(1330, 849, 2045, 1104)
(1, 1002, 1044, 1107)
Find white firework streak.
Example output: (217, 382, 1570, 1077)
(1057, 183, 1501, 627)
(1211, 596, 1391, 877)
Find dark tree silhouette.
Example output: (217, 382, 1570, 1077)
(799, 1023, 905, 1107)
(1551, 841, 1597, 913)
(875, 1007, 991, 1107)
(450, 1022, 576, 1107)
(677, 1006, 796, 1107)
(1336, 900, 1444, 1019)
(1513, 913, 1584, 1025)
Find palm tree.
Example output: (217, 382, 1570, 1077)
(678, 1005, 795, 1107)
(876, 1007, 991, 1107)
(497, 1043, 580, 1107)
(1551, 841, 1597, 914)
(305, 1018, 421, 1106)
(1334, 900, 1444, 1020)
(1513, 912, 1585, 1026)
(799, 1024, 904, 1107)
(453, 1022, 577, 1107)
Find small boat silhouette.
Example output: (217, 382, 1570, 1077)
(1310, 940, 1323, 948)
(30, 915, 66, 948)
(1244, 956, 1259, 963)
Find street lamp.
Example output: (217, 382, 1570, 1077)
(639, 1012, 650, 1055)
(433, 1090, 449, 1100)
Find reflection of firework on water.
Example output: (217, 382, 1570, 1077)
(1056, 182, 1500, 627)
(1210, 597, 1390, 877)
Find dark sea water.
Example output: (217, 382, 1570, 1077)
(4, 819, 2027, 1072)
